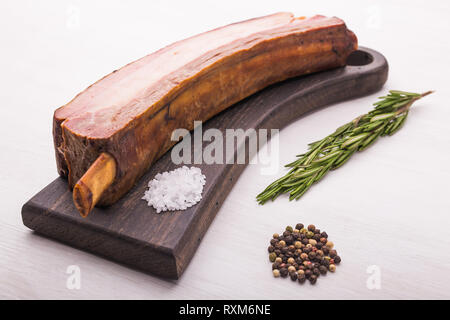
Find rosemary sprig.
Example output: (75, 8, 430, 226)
(257, 90, 433, 205)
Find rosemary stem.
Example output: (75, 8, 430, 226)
(257, 90, 433, 205)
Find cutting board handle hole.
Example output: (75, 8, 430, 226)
(346, 50, 373, 66)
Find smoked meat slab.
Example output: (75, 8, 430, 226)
(53, 13, 357, 208)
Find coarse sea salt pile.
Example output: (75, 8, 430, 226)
(142, 166, 206, 213)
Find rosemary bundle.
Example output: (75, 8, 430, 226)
(257, 90, 433, 205)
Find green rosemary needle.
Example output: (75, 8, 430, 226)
(257, 90, 433, 205)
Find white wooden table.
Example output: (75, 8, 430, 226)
(1, 0, 450, 299)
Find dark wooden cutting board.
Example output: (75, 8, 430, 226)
(21, 47, 388, 279)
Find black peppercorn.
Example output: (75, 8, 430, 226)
(320, 232, 328, 239)
(309, 275, 317, 284)
(285, 236, 294, 245)
(296, 223, 304, 230)
(320, 259, 330, 267)
(307, 224, 315, 232)
(308, 252, 316, 260)
(272, 262, 280, 270)
(305, 269, 312, 278)
(303, 247, 311, 254)
(329, 249, 337, 258)
(301, 238, 309, 245)
(268, 245, 274, 253)
(280, 268, 288, 278)
(313, 234, 321, 241)
(315, 242, 323, 249)
(319, 265, 327, 274)
(298, 274, 306, 284)
(322, 247, 329, 255)
(270, 239, 278, 246)
(283, 231, 291, 237)
(313, 268, 320, 276)
(334, 256, 341, 264)
(314, 229, 320, 234)
(290, 272, 298, 281)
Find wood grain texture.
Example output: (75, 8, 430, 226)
(21, 47, 388, 280)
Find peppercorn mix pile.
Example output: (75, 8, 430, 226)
(268, 223, 341, 285)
